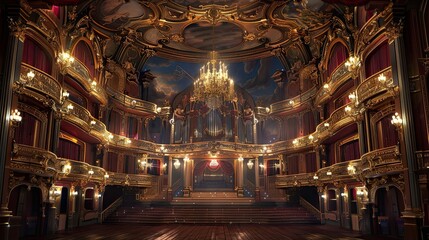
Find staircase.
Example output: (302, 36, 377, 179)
(104, 203, 320, 224)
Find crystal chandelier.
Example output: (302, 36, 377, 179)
(193, 51, 235, 109)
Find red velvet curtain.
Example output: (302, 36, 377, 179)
(72, 41, 96, 78)
(108, 110, 121, 135)
(365, 41, 390, 78)
(288, 156, 299, 174)
(14, 112, 37, 146)
(340, 140, 361, 161)
(305, 152, 317, 173)
(327, 43, 348, 77)
(128, 117, 138, 139)
(57, 138, 80, 161)
(378, 117, 398, 148)
(107, 152, 118, 172)
(22, 37, 52, 74)
(357, 6, 375, 28)
(286, 117, 298, 140)
(302, 111, 315, 135)
(51, 5, 60, 18)
(124, 155, 136, 174)
(286, 81, 300, 98)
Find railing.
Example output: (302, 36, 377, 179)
(270, 86, 317, 114)
(314, 62, 352, 105)
(107, 172, 153, 187)
(18, 63, 62, 103)
(99, 196, 123, 224)
(356, 67, 393, 103)
(107, 87, 158, 114)
(299, 197, 321, 221)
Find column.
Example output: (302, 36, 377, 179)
(167, 156, 173, 201)
(317, 186, 325, 224)
(0, 4, 24, 239)
(254, 157, 260, 201)
(357, 120, 367, 155)
(389, 17, 423, 239)
(237, 159, 244, 197)
(183, 159, 191, 197)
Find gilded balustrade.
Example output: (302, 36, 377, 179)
(11, 144, 59, 174)
(315, 62, 352, 105)
(17, 63, 62, 103)
(275, 173, 315, 187)
(107, 87, 158, 114)
(65, 59, 108, 104)
(417, 150, 429, 170)
(107, 172, 152, 187)
(270, 86, 317, 114)
(356, 67, 393, 103)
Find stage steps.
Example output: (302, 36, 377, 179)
(104, 204, 320, 225)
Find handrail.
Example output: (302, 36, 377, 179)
(299, 196, 321, 221)
(99, 196, 123, 224)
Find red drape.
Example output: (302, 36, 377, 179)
(107, 152, 118, 172)
(108, 110, 121, 135)
(365, 41, 390, 78)
(340, 139, 360, 161)
(57, 138, 80, 161)
(305, 152, 317, 173)
(72, 41, 96, 78)
(378, 117, 398, 148)
(128, 117, 138, 139)
(14, 112, 37, 146)
(286, 117, 298, 140)
(288, 156, 299, 174)
(302, 111, 315, 135)
(327, 43, 348, 77)
(51, 5, 60, 18)
(124, 155, 136, 174)
(22, 37, 52, 74)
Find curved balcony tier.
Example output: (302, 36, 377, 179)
(314, 62, 352, 106)
(107, 87, 160, 116)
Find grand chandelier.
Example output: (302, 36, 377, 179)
(193, 51, 235, 109)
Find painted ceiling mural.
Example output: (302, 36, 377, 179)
(143, 56, 284, 106)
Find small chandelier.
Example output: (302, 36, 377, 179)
(193, 51, 235, 109)
(209, 159, 219, 168)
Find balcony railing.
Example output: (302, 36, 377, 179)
(107, 87, 158, 114)
(270, 86, 317, 114)
(356, 67, 393, 103)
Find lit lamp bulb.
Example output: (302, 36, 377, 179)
(391, 112, 403, 127)
(313, 174, 318, 180)
(324, 122, 330, 127)
(10, 109, 22, 122)
(238, 155, 244, 161)
(88, 169, 94, 175)
(326, 170, 332, 176)
(27, 71, 35, 80)
(378, 73, 386, 82)
(345, 105, 352, 112)
(247, 160, 254, 169)
(348, 92, 356, 101)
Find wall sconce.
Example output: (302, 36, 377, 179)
(27, 70, 35, 81)
(174, 159, 181, 169)
(324, 122, 330, 127)
(345, 55, 361, 72)
(238, 155, 244, 161)
(347, 165, 356, 175)
(378, 73, 386, 83)
(292, 139, 299, 146)
(71, 191, 78, 196)
(341, 192, 347, 197)
(61, 90, 70, 104)
(321, 194, 326, 199)
(88, 169, 94, 177)
(323, 83, 329, 90)
(326, 170, 332, 176)
(57, 51, 75, 73)
(348, 92, 356, 102)
(308, 135, 314, 141)
(345, 105, 352, 113)
(62, 163, 72, 174)
(289, 100, 294, 105)
(183, 155, 190, 162)
(265, 107, 271, 113)
(313, 174, 318, 180)
(108, 133, 114, 140)
(247, 159, 254, 169)
(391, 112, 403, 129)
(90, 120, 96, 126)
(50, 186, 62, 201)
(259, 163, 265, 169)
(10, 109, 22, 123)
(104, 173, 109, 179)
(156, 107, 162, 113)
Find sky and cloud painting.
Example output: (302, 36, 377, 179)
(142, 56, 284, 106)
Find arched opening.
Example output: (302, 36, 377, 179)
(193, 160, 234, 191)
(58, 187, 69, 231)
(375, 186, 405, 237)
(8, 185, 43, 238)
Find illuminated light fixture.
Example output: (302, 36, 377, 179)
(247, 159, 254, 169)
(308, 135, 314, 141)
(91, 80, 97, 87)
(104, 174, 109, 179)
(108, 133, 113, 140)
(326, 170, 332, 176)
(62, 90, 70, 98)
(209, 159, 219, 168)
(62, 163, 72, 173)
(174, 159, 181, 169)
(289, 100, 294, 105)
(378, 73, 387, 82)
(67, 104, 74, 111)
(57, 51, 75, 72)
(348, 92, 356, 101)
(313, 174, 318, 180)
(90, 120, 96, 125)
(259, 163, 265, 168)
(292, 139, 299, 145)
(341, 193, 347, 197)
(88, 169, 94, 175)
(357, 189, 365, 196)
(131, 100, 137, 106)
(184, 155, 190, 162)
(324, 122, 330, 127)
(321, 194, 326, 199)
(345, 55, 361, 72)
(156, 107, 162, 113)
(72, 191, 78, 196)
(169, 118, 174, 125)
(160, 145, 165, 152)
(10, 109, 22, 122)
(193, 51, 234, 109)
(323, 83, 329, 89)
(345, 105, 352, 112)
(265, 107, 270, 113)
(27, 70, 35, 80)
(238, 155, 244, 161)
(125, 138, 131, 144)
(391, 112, 403, 127)
(254, 118, 259, 124)
(347, 165, 356, 174)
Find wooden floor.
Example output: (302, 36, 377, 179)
(30, 223, 401, 240)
